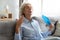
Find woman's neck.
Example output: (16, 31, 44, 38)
(25, 16, 31, 21)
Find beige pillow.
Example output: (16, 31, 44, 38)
(53, 23, 60, 36)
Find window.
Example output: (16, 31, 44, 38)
(42, 0, 60, 17)
(23, 0, 60, 17)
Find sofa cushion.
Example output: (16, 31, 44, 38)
(49, 17, 60, 36)
(0, 20, 16, 40)
(53, 23, 60, 36)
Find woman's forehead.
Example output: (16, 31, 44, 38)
(24, 4, 32, 8)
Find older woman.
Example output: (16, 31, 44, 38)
(14, 3, 53, 40)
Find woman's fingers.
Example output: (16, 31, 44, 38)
(16, 15, 24, 27)
(18, 15, 24, 25)
(19, 15, 24, 24)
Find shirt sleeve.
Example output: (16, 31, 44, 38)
(41, 30, 51, 38)
(14, 32, 21, 40)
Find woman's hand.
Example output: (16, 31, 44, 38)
(15, 15, 24, 33)
(49, 24, 53, 31)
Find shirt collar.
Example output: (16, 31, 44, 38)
(24, 17, 33, 23)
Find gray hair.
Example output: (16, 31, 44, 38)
(19, 3, 32, 17)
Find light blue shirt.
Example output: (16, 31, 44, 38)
(14, 17, 51, 40)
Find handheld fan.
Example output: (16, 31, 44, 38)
(42, 15, 51, 26)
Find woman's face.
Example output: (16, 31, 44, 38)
(23, 4, 32, 17)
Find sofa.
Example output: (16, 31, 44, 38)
(0, 17, 60, 40)
(0, 20, 16, 40)
(32, 17, 60, 40)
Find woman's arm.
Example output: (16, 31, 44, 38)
(41, 24, 53, 37)
(14, 15, 24, 40)
(14, 33, 21, 40)
(15, 15, 24, 34)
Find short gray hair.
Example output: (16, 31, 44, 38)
(19, 3, 32, 16)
